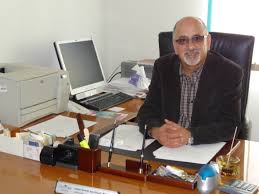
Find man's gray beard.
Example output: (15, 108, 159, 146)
(183, 49, 201, 66)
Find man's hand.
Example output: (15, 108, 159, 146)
(150, 119, 191, 148)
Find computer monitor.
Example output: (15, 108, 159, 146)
(54, 38, 106, 98)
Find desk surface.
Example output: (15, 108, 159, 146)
(17, 98, 144, 136)
(1, 99, 259, 194)
(0, 140, 259, 194)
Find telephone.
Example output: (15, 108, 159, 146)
(219, 179, 258, 194)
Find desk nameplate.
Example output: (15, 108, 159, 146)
(55, 180, 119, 194)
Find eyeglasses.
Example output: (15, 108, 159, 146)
(175, 35, 208, 45)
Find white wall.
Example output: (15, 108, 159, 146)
(0, 0, 105, 69)
(102, 0, 208, 77)
(246, 71, 259, 141)
(0, 0, 208, 76)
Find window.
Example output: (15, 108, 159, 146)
(210, 0, 258, 65)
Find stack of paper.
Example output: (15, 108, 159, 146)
(99, 124, 154, 151)
(100, 78, 146, 96)
(25, 115, 96, 138)
(153, 142, 226, 164)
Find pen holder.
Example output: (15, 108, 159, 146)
(77, 148, 101, 173)
(125, 159, 151, 174)
(99, 159, 151, 181)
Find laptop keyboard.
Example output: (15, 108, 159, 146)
(79, 92, 133, 111)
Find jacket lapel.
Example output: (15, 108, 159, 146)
(191, 52, 215, 126)
(166, 56, 181, 121)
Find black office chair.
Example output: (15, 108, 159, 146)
(158, 31, 255, 139)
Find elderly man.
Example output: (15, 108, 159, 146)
(137, 16, 242, 148)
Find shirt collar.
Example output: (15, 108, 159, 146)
(179, 63, 204, 78)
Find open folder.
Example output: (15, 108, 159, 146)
(153, 142, 226, 164)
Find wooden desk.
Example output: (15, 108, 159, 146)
(18, 98, 144, 136)
(0, 140, 258, 194)
(1, 99, 258, 193)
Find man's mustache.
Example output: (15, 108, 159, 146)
(184, 48, 201, 56)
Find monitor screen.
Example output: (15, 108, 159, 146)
(54, 38, 106, 96)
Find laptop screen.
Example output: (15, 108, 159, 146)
(54, 38, 106, 96)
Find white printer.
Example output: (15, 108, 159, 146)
(0, 64, 70, 127)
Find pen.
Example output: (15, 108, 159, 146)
(226, 140, 240, 156)
(139, 124, 147, 174)
(76, 113, 85, 133)
(83, 128, 90, 142)
(226, 126, 238, 165)
(76, 113, 90, 149)
(107, 120, 117, 168)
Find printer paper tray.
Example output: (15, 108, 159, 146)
(20, 99, 57, 126)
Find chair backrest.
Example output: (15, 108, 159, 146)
(158, 31, 255, 139)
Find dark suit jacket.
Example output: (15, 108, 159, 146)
(137, 51, 243, 144)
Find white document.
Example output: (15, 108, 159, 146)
(0, 135, 24, 157)
(25, 115, 96, 138)
(99, 124, 154, 151)
(108, 107, 125, 112)
(153, 142, 226, 164)
(23, 144, 43, 161)
(100, 78, 147, 96)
